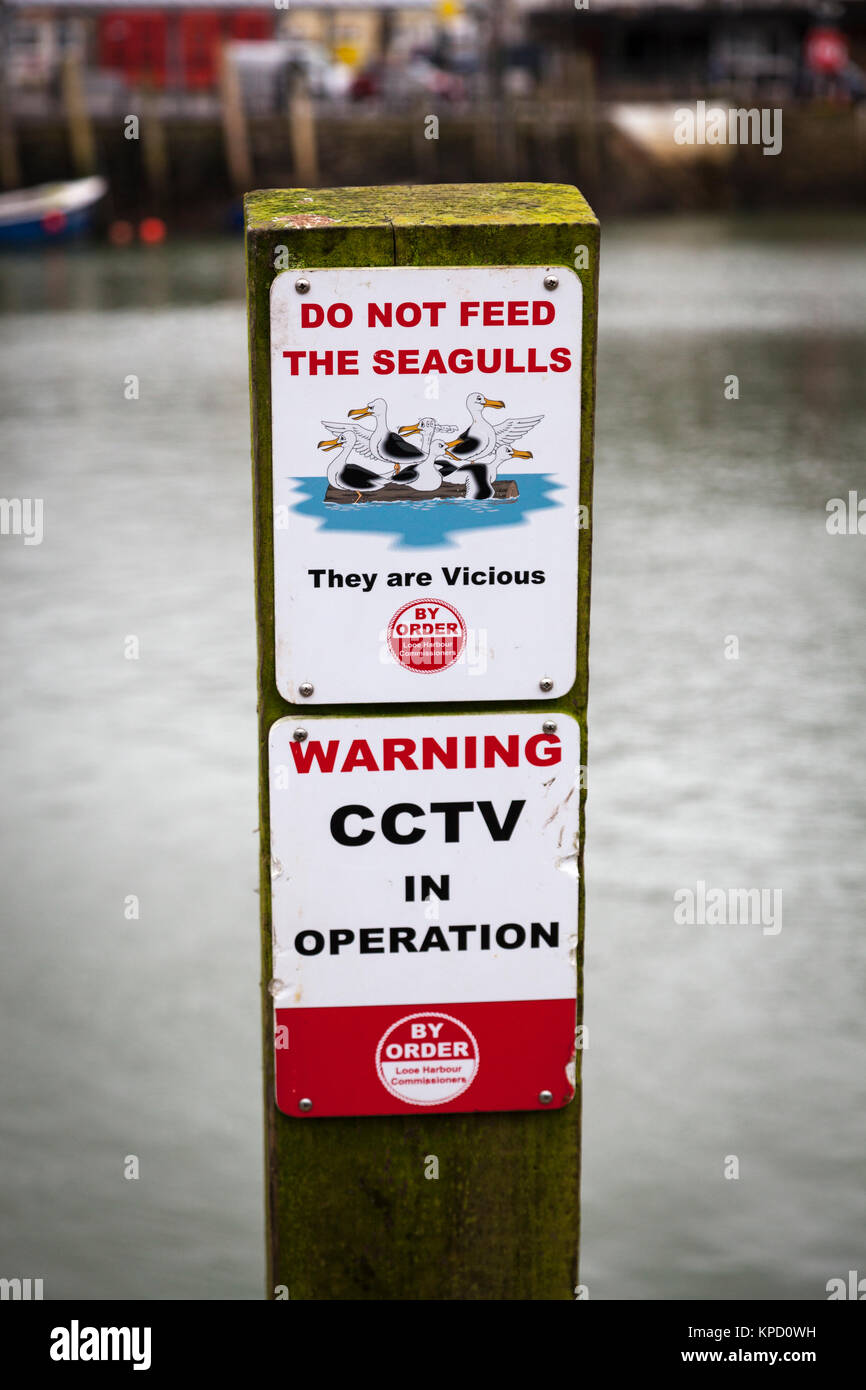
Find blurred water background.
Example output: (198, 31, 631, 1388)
(1, 215, 864, 1299)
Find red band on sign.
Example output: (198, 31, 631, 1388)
(387, 597, 467, 673)
(275, 998, 576, 1117)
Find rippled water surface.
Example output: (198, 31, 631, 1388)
(290, 471, 562, 548)
(1, 218, 864, 1299)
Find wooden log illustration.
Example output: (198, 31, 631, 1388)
(324, 479, 519, 504)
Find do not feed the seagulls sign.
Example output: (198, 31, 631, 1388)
(270, 264, 584, 705)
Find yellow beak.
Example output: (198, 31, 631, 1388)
(318, 438, 341, 450)
(348, 407, 372, 419)
(399, 423, 421, 436)
(484, 398, 505, 409)
(512, 449, 532, 459)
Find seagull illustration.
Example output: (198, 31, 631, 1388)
(442, 442, 533, 500)
(317, 427, 397, 501)
(445, 391, 542, 465)
(336, 397, 426, 468)
(444, 391, 505, 460)
(393, 417, 459, 491)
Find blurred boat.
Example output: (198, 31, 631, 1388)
(0, 176, 108, 246)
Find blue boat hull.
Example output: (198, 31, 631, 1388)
(0, 205, 96, 246)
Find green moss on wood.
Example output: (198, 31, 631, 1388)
(245, 182, 597, 230)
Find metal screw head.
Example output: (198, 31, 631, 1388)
(295, 277, 311, 294)
(538, 1090, 553, 1105)
(542, 719, 558, 734)
(299, 1098, 313, 1112)
(539, 676, 554, 692)
(543, 273, 559, 291)
(298, 682, 314, 698)
(292, 727, 308, 743)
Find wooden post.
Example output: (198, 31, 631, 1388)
(412, 97, 439, 181)
(140, 88, 169, 201)
(287, 73, 318, 188)
(62, 49, 97, 177)
(246, 183, 599, 1300)
(572, 50, 599, 186)
(219, 42, 252, 193)
(472, 108, 498, 181)
(0, 0, 20, 190)
(0, 103, 17, 190)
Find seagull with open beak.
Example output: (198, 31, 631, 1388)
(344, 397, 426, 469)
(441, 441, 533, 501)
(444, 391, 543, 472)
(317, 426, 397, 501)
(444, 391, 505, 462)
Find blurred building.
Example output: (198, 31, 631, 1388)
(2, 0, 864, 217)
(5, 0, 866, 104)
(4, 1, 447, 96)
(525, 1, 866, 100)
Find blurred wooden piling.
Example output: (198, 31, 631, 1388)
(219, 43, 252, 192)
(0, 97, 20, 190)
(411, 97, 439, 180)
(140, 90, 169, 201)
(62, 51, 96, 177)
(0, 2, 20, 192)
(288, 75, 318, 188)
(472, 107, 498, 181)
(571, 51, 599, 184)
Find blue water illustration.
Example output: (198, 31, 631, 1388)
(288, 473, 563, 550)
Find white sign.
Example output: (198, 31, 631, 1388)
(268, 712, 580, 1117)
(270, 265, 583, 704)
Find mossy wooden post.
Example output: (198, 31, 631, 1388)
(246, 183, 599, 1300)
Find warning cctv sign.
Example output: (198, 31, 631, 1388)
(269, 712, 581, 1117)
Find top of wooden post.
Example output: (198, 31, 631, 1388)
(246, 182, 597, 228)
(245, 182, 598, 267)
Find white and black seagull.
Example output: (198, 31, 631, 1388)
(393, 417, 459, 491)
(443, 391, 504, 460)
(317, 427, 396, 501)
(442, 442, 533, 500)
(328, 397, 426, 470)
(444, 391, 542, 465)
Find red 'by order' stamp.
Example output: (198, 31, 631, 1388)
(387, 598, 466, 673)
(376, 1012, 480, 1106)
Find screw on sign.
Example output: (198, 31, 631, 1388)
(376, 1012, 479, 1105)
(387, 599, 467, 673)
